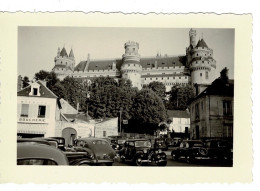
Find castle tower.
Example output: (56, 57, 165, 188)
(189, 28, 197, 48)
(187, 30, 216, 94)
(52, 47, 75, 80)
(121, 41, 142, 89)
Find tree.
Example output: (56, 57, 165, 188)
(145, 81, 166, 102)
(167, 84, 195, 110)
(22, 76, 30, 88)
(130, 88, 167, 134)
(60, 76, 81, 108)
(86, 77, 137, 119)
(34, 70, 60, 94)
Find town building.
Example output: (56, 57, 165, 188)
(52, 29, 216, 91)
(94, 118, 119, 138)
(167, 110, 190, 133)
(17, 81, 59, 138)
(189, 68, 234, 139)
(17, 81, 118, 141)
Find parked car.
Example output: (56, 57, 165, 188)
(171, 140, 209, 163)
(118, 139, 167, 166)
(17, 142, 69, 165)
(153, 138, 168, 151)
(17, 138, 52, 146)
(203, 139, 233, 161)
(49, 137, 66, 151)
(168, 137, 183, 147)
(73, 138, 116, 166)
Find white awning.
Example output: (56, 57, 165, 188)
(17, 123, 47, 134)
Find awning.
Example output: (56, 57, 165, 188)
(17, 123, 47, 134)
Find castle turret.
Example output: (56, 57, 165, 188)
(189, 28, 197, 48)
(121, 41, 142, 89)
(187, 32, 216, 94)
(52, 46, 75, 80)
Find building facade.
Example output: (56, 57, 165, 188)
(94, 118, 118, 138)
(189, 69, 234, 139)
(167, 110, 190, 133)
(52, 29, 216, 91)
(17, 81, 59, 138)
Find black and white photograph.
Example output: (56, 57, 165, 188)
(17, 27, 234, 167)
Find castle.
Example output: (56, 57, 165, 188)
(52, 29, 216, 92)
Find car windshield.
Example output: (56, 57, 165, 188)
(135, 141, 152, 148)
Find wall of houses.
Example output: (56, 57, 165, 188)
(170, 117, 190, 133)
(190, 95, 233, 139)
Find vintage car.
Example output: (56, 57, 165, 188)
(168, 137, 183, 147)
(17, 142, 69, 165)
(151, 138, 168, 151)
(171, 140, 209, 163)
(49, 137, 66, 151)
(73, 138, 116, 166)
(203, 139, 233, 161)
(118, 139, 167, 166)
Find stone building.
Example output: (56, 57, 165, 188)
(52, 29, 216, 91)
(189, 68, 234, 139)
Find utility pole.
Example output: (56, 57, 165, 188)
(119, 107, 123, 135)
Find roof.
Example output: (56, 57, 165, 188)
(63, 113, 92, 122)
(196, 38, 208, 48)
(73, 55, 186, 72)
(69, 49, 74, 58)
(95, 117, 118, 124)
(167, 110, 190, 118)
(17, 81, 58, 99)
(191, 78, 234, 102)
(60, 47, 68, 57)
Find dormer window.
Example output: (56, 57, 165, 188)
(29, 82, 41, 96)
(33, 88, 38, 95)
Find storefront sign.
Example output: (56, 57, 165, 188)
(18, 117, 48, 123)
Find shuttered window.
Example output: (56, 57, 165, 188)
(21, 104, 29, 117)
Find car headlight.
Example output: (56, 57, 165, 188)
(143, 149, 147, 153)
(158, 149, 162, 153)
(157, 155, 161, 159)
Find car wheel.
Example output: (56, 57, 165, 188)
(135, 157, 143, 166)
(158, 161, 167, 166)
(199, 148, 208, 156)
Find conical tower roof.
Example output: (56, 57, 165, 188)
(69, 48, 74, 58)
(196, 38, 208, 48)
(60, 47, 68, 57)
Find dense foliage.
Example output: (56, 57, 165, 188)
(167, 84, 195, 110)
(29, 70, 194, 134)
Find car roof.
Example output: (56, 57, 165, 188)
(77, 137, 109, 143)
(17, 143, 69, 165)
(125, 139, 149, 142)
(17, 138, 51, 145)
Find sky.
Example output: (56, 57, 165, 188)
(18, 27, 234, 80)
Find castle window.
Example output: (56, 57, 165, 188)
(145, 78, 146, 80)
(167, 77, 169, 79)
(156, 78, 158, 80)
(197, 54, 198, 56)
(202, 61, 204, 63)
(206, 71, 209, 79)
(134, 64, 135, 66)
(150, 78, 152, 80)
(61, 61, 62, 64)
(196, 61, 197, 64)
(185, 77, 187, 79)
(128, 64, 130, 66)
(173, 62, 175, 65)
(173, 77, 175, 79)
(179, 77, 181, 79)
(200, 73, 202, 77)
(205, 54, 207, 56)
(162, 77, 163, 80)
